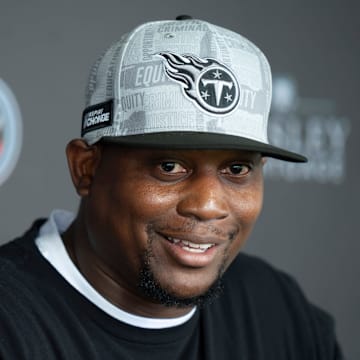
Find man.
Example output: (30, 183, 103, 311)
(0, 16, 343, 359)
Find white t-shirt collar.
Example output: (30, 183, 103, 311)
(35, 209, 196, 329)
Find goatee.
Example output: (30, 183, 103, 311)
(138, 250, 225, 308)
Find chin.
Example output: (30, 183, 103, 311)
(138, 261, 225, 308)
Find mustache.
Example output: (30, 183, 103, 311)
(146, 219, 239, 242)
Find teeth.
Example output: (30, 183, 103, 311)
(182, 246, 206, 253)
(167, 237, 215, 252)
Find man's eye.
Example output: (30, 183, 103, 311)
(159, 161, 185, 173)
(222, 163, 251, 176)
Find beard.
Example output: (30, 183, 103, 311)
(137, 227, 227, 308)
(138, 256, 225, 308)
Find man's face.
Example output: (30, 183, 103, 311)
(83, 144, 264, 307)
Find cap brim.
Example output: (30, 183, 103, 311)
(101, 132, 307, 163)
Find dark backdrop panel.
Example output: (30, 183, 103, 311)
(1, 0, 359, 358)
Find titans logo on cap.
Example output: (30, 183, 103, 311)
(157, 52, 240, 115)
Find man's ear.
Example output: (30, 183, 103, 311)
(66, 139, 102, 197)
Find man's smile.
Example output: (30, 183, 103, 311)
(165, 236, 216, 253)
(154, 230, 231, 268)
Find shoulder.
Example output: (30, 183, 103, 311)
(0, 219, 59, 357)
(0, 219, 49, 312)
(218, 253, 343, 359)
(223, 252, 324, 320)
(225, 252, 307, 299)
(0, 218, 45, 276)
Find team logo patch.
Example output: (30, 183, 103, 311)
(157, 52, 240, 115)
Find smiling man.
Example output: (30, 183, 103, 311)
(64, 145, 264, 316)
(0, 16, 343, 359)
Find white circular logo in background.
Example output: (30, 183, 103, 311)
(0, 79, 22, 186)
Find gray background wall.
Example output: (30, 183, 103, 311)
(1, 0, 359, 358)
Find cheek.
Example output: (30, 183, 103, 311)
(87, 179, 178, 253)
(236, 185, 264, 225)
(231, 171, 264, 220)
(118, 182, 179, 221)
(226, 181, 264, 261)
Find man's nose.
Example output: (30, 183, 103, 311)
(176, 173, 230, 221)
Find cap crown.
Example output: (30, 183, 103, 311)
(82, 19, 272, 146)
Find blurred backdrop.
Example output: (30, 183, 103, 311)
(1, 0, 359, 358)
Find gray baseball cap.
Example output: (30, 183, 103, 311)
(81, 16, 307, 162)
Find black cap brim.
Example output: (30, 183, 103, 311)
(101, 132, 307, 163)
